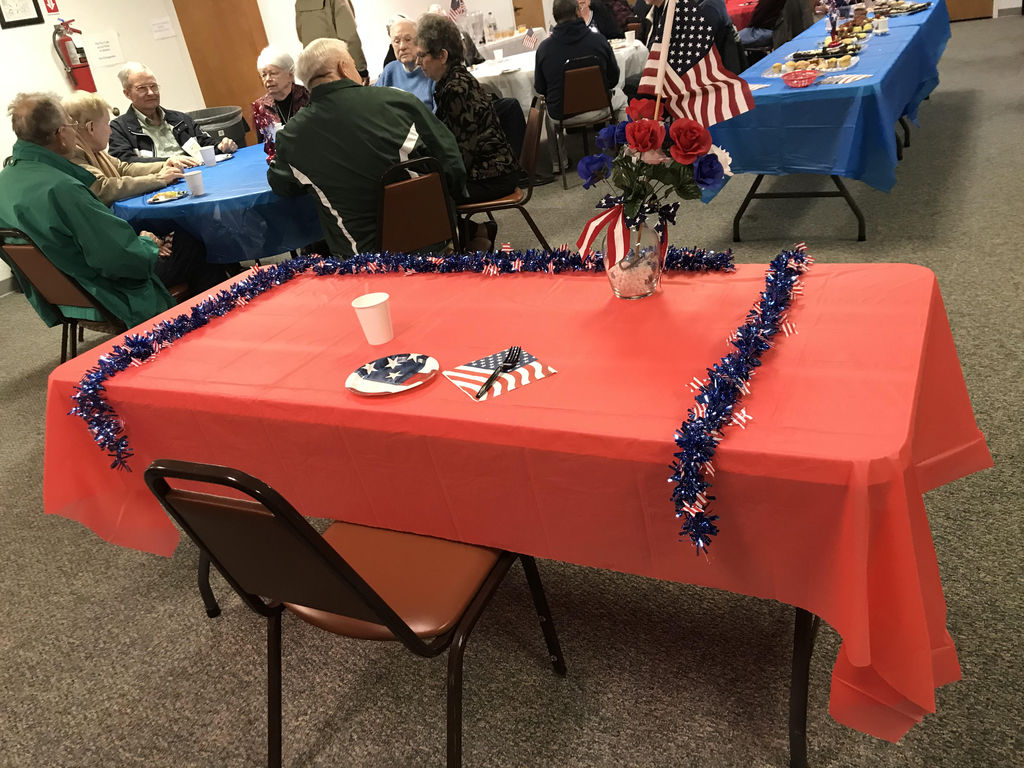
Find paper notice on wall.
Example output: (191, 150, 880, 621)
(83, 31, 124, 67)
(150, 17, 175, 40)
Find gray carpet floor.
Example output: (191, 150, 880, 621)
(1, 16, 1021, 768)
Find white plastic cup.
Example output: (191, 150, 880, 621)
(184, 170, 204, 196)
(351, 292, 393, 345)
(493, 48, 504, 62)
(199, 145, 216, 167)
(624, 30, 636, 42)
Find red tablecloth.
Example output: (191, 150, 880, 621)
(44, 263, 990, 743)
(727, 0, 759, 31)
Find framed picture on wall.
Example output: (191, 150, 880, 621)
(0, 0, 44, 30)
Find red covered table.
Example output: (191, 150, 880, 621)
(44, 263, 990, 746)
(727, 0, 759, 30)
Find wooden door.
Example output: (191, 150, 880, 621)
(514, 0, 547, 29)
(172, 0, 268, 145)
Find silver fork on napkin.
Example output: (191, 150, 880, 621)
(475, 346, 522, 399)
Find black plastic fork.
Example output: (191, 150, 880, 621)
(475, 346, 522, 399)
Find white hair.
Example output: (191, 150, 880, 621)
(117, 62, 154, 90)
(256, 46, 295, 73)
(295, 38, 351, 86)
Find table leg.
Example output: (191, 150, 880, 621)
(789, 607, 821, 768)
(732, 174, 867, 242)
(899, 116, 911, 148)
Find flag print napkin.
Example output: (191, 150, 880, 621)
(819, 73, 873, 85)
(443, 348, 557, 401)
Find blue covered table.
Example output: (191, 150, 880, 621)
(112, 145, 323, 264)
(709, 1, 950, 240)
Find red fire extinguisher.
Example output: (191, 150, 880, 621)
(53, 18, 96, 92)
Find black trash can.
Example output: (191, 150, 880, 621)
(188, 106, 249, 148)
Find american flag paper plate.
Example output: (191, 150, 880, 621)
(345, 354, 439, 397)
(443, 348, 557, 401)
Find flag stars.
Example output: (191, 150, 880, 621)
(361, 362, 377, 374)
(386, 371, 402, 380)
(385, 356, 401, 369)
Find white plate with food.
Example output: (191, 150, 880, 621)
(764, 56, 859, 77)
(146, 190, 189, 204)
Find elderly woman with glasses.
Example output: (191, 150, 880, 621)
(62, 90, 189, 205)
(252, 46, 310, 162)
(414, 13, 519, 207)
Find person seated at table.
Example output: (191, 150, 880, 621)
(108, 62, 238, 163)
(252, 46, 310, 162)
(267, 38, 466, 258)
(738, 0, 788, 48)
(577, 0, 624, 39)
(536, 0, 626, 122)
(375, 18, 435, 111)
(605, 0, 641, 31)
(62, 90, 189, 205)
(415, 13, 520, 210)
(0, 93, 213, 329)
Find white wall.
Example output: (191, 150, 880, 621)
(257, 0, 517, 80)
(0, 0, 203, 283)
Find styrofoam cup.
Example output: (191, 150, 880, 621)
(184, 170, 204, 196)
(351, 292, 393, 345)
(199, 145, 216, 167)
(494, 49, 504, 62)
(625, 30, 636, 42)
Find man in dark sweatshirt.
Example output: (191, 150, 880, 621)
(534, 0, 624, 122)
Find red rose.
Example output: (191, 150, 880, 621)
(668, 118, 712, 164)
(625, 119, 666, 153)
(625, 98, 657, 122)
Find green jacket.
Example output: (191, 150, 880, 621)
(0, 140, 174, 329)
(268, 79, 466, 258)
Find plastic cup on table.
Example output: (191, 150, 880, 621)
(199, 145, 216, 167)
(184, 170, 204, 196)
(494, 49, 504, 63)
(625, 30, 636, 43)
(351, 292, 394, 345)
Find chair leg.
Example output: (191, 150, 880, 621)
(198, 551, 221, 618)
(517, 207, 551, 252)
(899, 115, 911, 147)
(268, 610, 283, 768)
(60, 322, 69, 364)
(77, 325, 84, 342)
(519, 556, 566, 676)
(69, 320, 78, 358)
(788, 607, 820, 768)
(557, 128, 569, 191)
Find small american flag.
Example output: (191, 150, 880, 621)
(638, 0, 754, 126)
(443, 347, 557, 401)
(448, 0, 467, 23)
(522, 28, 538, 50)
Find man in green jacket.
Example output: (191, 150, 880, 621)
(268, 39, 466, 258)
(0, 92, 177, 330)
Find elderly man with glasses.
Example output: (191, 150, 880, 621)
(108, 62, 237, 163)
(0, 92, 181, 330)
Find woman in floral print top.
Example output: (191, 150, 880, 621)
(415, 13, 520, 203)
(252, 47, 310, 164)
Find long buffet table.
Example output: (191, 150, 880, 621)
(710, 0, 951, 239)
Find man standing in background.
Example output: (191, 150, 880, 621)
(295, 0, 370, 82)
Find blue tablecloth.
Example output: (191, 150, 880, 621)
(112, 145, 323, 264)
(708, 0, 950, 193)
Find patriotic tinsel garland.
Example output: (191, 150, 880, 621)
(68, 244, 811, 553)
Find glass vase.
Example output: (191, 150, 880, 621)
(601, 222, 666, 300)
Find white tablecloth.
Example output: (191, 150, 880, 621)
(470, 39, 649, 115)
(478, 28, 549, 59)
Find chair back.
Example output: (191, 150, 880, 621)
(493, 97, 526, 159)
(519, 104, 545, 188)
(560, 57, 614, 119)
(0, 228, 106, 311)
(376, 158, 459, 254)
(144, 460, 427, 649)
(625, 21, 642, 34)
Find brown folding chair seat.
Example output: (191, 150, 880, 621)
(455, 102, 551, 251)
(144, 459, 567, 768)
(553, 57, 617, 190)
(377, 157, 460, 254)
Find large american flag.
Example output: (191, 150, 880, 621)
(443, 347, 557, 401)
(448, 0, 467, 22)
(637, 0, 754, 126)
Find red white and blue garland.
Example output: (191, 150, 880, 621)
(68, 244, 810, 553)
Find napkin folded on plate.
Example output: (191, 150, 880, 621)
(443, 347, 557, 401)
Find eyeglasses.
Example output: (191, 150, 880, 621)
(132, 84, 160, 94)
(57, 120, 79, 134)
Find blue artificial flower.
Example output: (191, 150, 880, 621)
(596, 124, 618, 150)
(614, 121, 628, 145)
(692, 154, 725, 190)
(577, 153, 613, 189)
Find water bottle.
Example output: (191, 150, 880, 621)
(485, 12, 497, 43)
